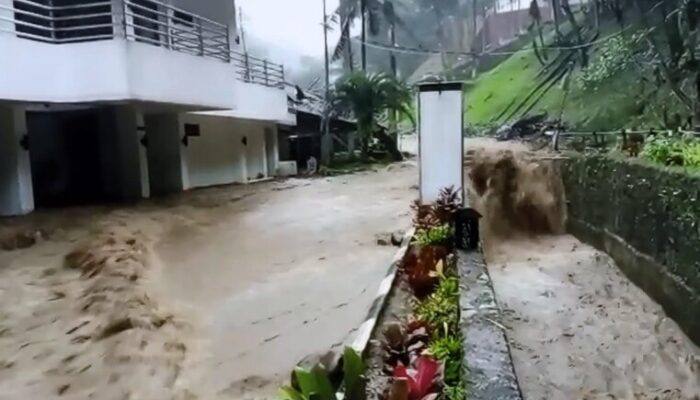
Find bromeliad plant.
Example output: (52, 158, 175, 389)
(279, 347, 366, 400)
(433, 186, 461, 225)
(410, 186, 462, 231)
(389, 356, 442, 400)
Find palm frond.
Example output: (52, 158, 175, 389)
(331, 1, 358, 63)
(332, 23, 352, 62)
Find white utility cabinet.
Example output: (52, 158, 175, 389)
(417, 82, 465, 204)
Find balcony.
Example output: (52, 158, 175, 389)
(0, 0, 284, 89)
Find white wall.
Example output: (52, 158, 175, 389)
(180, 114, 275, 189)
(0, 34, 291, 119)
(265, 126, 279, 176)
(195, 81, 292, 124)
(0, 36, 237, 109)
(232, 81, 292, 123)
(245, 127, 267, 180)
(181, 114, 247, 188)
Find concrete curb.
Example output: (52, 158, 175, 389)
(350, 228, 415, 355)
(458, 249, 523, 400)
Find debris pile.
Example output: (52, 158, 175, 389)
(495, 113, 565, 143)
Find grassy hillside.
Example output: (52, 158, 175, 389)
(465, 25, 685, 131)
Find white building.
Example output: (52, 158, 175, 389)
(0, 0, 295, 215)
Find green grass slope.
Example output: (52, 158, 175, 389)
(465, 26, 682, 131)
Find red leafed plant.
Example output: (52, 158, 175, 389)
(402, 246, 448, 298)
(433, 186, 461, 225)
(391, 356, 441, 400)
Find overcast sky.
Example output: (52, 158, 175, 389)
(237, 0, 341, 59)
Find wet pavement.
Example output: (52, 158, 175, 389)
(0, 162, 417, 400)
(156, 164, 417, 398)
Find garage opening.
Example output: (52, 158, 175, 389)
(27, 109, 107, 207)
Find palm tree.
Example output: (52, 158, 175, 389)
(332, 71, 414, 160)
(332, 0, 406, 71)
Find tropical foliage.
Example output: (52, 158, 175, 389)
(385, 187, 466, 400)
(641, 135, 700, 168)
(278, 347, 366, 400)
(414, 225, 455, 247)
(332, 71, 414, 160)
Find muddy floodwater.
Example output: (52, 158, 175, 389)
(486, 235, 700, 400)
(0, 163, 417, 400)
(467, 138, 700, 400)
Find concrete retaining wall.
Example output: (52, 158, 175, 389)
(562, 155, 700, 343)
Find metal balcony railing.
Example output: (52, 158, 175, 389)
(123, 0, 230, 61)
(0, 0, 115, 43)
(231, 51, 285, 89)
(0, 0, 285, 88)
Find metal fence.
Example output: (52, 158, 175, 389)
(0, 0, 114, 43)
(0, 0, 285, 88)
(123, 0, 230, 61)
(231, 51, 285, 89)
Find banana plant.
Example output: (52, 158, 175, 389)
(279, 347, 367, 400)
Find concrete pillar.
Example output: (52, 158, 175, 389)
(98, 105, 150, 201)
(111, 0, 127, 38)
(347, 131, 357, 155)
(0, 0, 16, 34)
(0, 106, 34, 216)
(264, 126, 279, 177)
(144, 113, 189, 195)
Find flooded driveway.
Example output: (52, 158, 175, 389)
(0, 163, 417, 400)
(157, 165, 416, 398)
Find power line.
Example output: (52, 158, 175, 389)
(351, 24, 636, 58)
(349, 1, 665, 58)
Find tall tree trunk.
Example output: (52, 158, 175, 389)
(389, 22, 398, 136)
(361, 0, 367, 71)
(375, 128, 404, 161)
(593, 0, 600, 29)
(561, 0, 587, 65)
(550, 0, 561, 37)
(471, 0, 478, 77)
(695, 70, 700, 130)
(321, 0, 333, 166)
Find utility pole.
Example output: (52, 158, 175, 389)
(321, 0, 333, 166)
(238, 6, 248, 53)
(389, 22, 398, 138)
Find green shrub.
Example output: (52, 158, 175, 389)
(444, 384, 467, 400)
(428, 335, 464, 386)
(577, 35, 637, 91)
(418, 274, 465, 398)
(415, 275, 460, 333)
(640, 135, 700, 168)
(414, 224, 454, 247)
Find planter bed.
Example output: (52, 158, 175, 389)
(277, 187, 522, 400)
